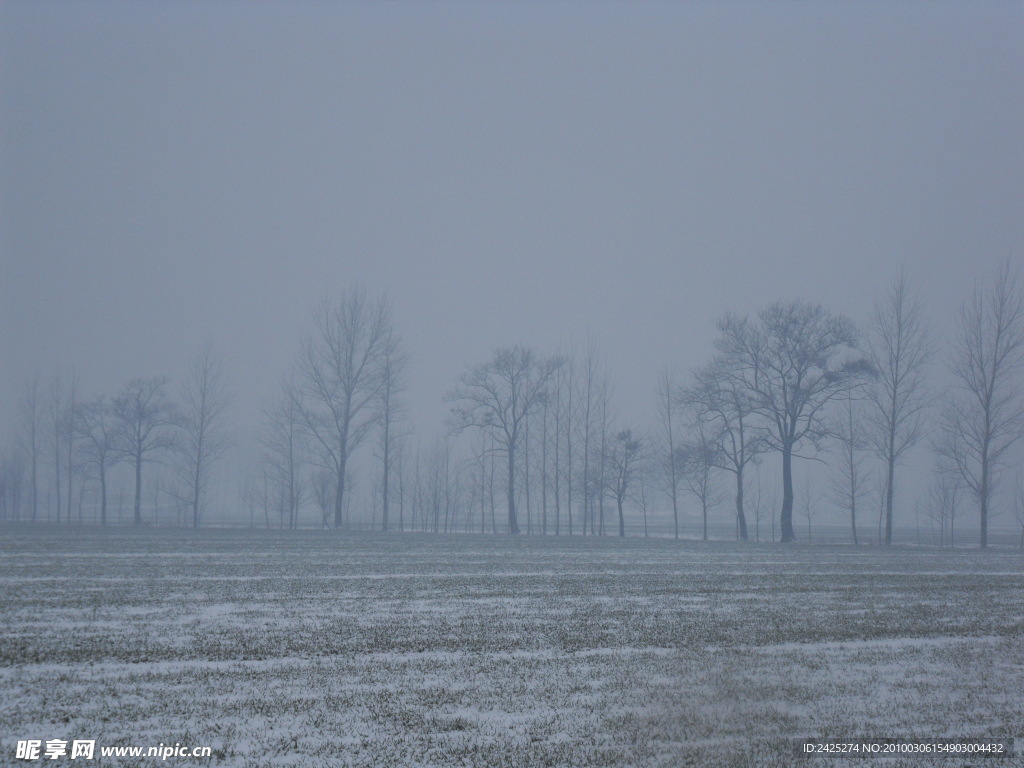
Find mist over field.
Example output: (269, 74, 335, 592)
(1, 2, 1023, 766)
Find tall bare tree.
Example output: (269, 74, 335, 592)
(630, 454, 653, 538)
(260, 374, 306, 529)
(607, 428, 644, 538)
(578, 344, 602, 536)
(679, 418, 720, 541)
(74, 396, 119, 526)
(797, 473, 823, 543)
(63, 372, 79, 525)
(298, 289, 393, 529)
(47, 374, 64, 523)
(447, 346, 562, 534)
(114, 376, 177, 526)
(594, 375, 615, 536)
(376, 330, 409, 531)
(1014, 471, 1024, 551)
(938, 260, 1024, 548)
(655, 366, 682, 539)
(178, 345, 231, 528)
(558, 352, 577, 535)
(686, 355, 767, 541)
(866, 273, 932, 545)
(716, 301, 870, 542)
(0, 446, 26, 520)
(750, 469, 776, 543)
(927, 461, 962, 548)
(829, 389, 871, 546)
(21, 375, 42, 522)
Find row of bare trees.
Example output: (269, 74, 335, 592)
(5, 261, 1022, 546)
(655, 260, 1023, 548)
(242, 289, 409, 531)
(1, 346, 230, 528)
(427, 260, 1016, 547)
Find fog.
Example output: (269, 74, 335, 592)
(2, 2, 1022, 534)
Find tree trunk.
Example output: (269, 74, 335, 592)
(382, 427, 390, 532)
(541, 403, 548, 535)
(851, 497, 859, 546)
(672, 486, 678, 540)
(192, 440, 203, 529)
(884, 455, 895, 545)
(566, 437, 573, 536)
(335, 442, 347, 529)
(66, 399, 74, 525)
(524, 418, 531, 535)
(507, 444, 519, 534)
(980, 450, 989, 549)
(134, 446, 143, 526)
(780, 444, 796, 542)
(553, 437, 560, 535)
(99, 465, 107, 527)
(735, 466, 748, 541)
(617, 496, 625, 537)
(54, 412, 62, 525)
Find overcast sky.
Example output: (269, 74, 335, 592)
(2, 2, 1022, 510)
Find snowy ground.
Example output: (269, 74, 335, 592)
(1, 529, 1022, 767)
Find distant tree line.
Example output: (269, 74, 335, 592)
(1, 344, 230, 528)
(3, 262, 1023, 548)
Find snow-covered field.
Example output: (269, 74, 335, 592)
(1, 529, 1022, 767)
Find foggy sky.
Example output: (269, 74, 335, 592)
(2, 2, 1022, 513)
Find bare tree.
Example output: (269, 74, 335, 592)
(750, 470, 776, 543)
(47, 374, 65, 523)
(260, 374, 306, 529)
(63, 372, 79, 525)
(467, 430, 490, 534)
(716, 301, 870, 542)
(559, 352, 577, 535)
(396, 437, 409, 532)
(829, 389, 872, 546)
(297, 289, 393, 529)
(607, 428, 645, 537)
(21, 375, 43, 522)
(655, 366, 683, 539)
(376, 330, 409, 531)
(113, 376, 177, 526)
(866, 272, 933, 545)
(578, 344, 602, 536)
(797, 473, 823, 543)
(630, 455, 653, 538)
(422, 434, 455, 534)
(938, 260, 1024, 548)
(177, 345, 231, 528)
(927, 462, 962, 548)
(0, 446, 27, 521)
(1014, 471, 1024, 551)
(447, 346, 562, 534)
(312, 468, 334, 528)
(686, 355, 768, 541)
(596, 376, 615, 536)
(679, 418, 720, 541)
(74, 396, 119, 526)
(240, 470, 261, 529)
(538, 384, 550, 534)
